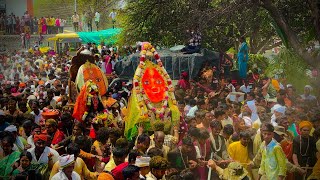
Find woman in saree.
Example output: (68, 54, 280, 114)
(237, 36, 249, 79)
(105, 55, 113, 76)
(12, 151, 42, 176)
(41, 17, 47, 35)
(0, 135, 21, 179)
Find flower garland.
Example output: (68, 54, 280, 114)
(133, 43, 177, 120)
(139, 43, 163, 67)
(81, 81, 102, 121)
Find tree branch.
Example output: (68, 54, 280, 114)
(259, 40, 282, 53)
(308, 0, 320, 42)
(260, 0, 320, 68)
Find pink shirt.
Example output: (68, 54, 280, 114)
(55, 19, 60, 27)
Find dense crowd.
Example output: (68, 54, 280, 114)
(0, 11, 67, 35)
(0, 9, 117, 36)
(0, 41, 319, 180)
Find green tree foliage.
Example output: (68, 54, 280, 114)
(257, 0, 320, 68)
(119, 0, 277, 54)
(120, 0, 319, 67)
(264, 48, 312, 93)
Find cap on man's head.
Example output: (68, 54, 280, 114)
(135, 156, 151, 167)
(59, 154, 75, 169)
(4, 125, 17, 132)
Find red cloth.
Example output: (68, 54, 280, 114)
(101, 157, 110, 163)
(89, 127, 96, 140)
(51, 129, 65, 145)
(111, 162, 129, 180)
(34, 134, 47, 142)
(72, 82, 90, 122)
(178, 79, 190, 90)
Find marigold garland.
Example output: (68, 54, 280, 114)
(133, 43, 176, 120)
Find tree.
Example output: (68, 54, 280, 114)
(254, 0, 320, 68)
(120, 0, 320, 69)
(119, 0, 278, 54)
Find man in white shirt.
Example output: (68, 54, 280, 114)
(27, 134, 59, 164)
(135, 157, 151, 180)
(27, 124, 41, 148)
(186, 99, 198, 118)
(71, 12, 80, 32)
(51, 154, 81, 180)
(239, 80, 251, 93)
(94, 11, 100, 30)
(30, 100, 43, 125)
(109, 9, 117, 29)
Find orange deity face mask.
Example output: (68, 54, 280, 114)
(142, 67, 166, 103)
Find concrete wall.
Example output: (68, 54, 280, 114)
(5, 0, 27, 17)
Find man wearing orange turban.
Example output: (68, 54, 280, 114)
(33, 134, 48, 142)
(298, 121, 313, 130)
(292, 120, 316, 179)
(27, 133, 60, 164)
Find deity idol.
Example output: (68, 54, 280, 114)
(125, 43, 180, 140)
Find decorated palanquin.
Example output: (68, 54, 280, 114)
(72, 80, 105, 122)
(69, 50, 96, 102)
(70, 49, 109, 124)
(124, 43, 180, 140)
(75, 61, 109, 96)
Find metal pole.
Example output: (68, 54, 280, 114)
(74, 0, 77, 12)
(207, 152, 213, 180)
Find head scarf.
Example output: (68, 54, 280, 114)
(34, 134, 48, 142)
(299, 121, 313, 130)
(271, 104, 286, 114)
(274, 106, 286, 114)
(59, 154, 75, 169)
(4, 125, 17, 132)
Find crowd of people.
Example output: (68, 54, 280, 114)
(0, 39, 319, 180)
(0, 11, 67, 35)
(0, 9, 118, 35)
(72, 9, 117, 32)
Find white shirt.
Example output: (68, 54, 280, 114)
(239, 85, 251, 93)
(51, 171, 81, 180)
(94, 12, 100, 22)
(27, 135, 35, 148)
(227, 83, 236, 92)
(242, 116, 253, 127)
(30, 110, 43, 125)
(72, 14, 79, 23)
(271, 114, 278, 126)
(60, 19, 66, 27)
(186, 105, 198, 118)
(28, 146, 59, 164)
(109, 11, 116, 19)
